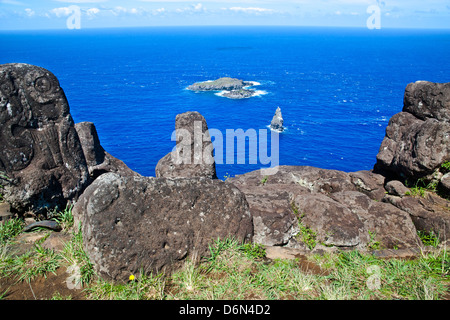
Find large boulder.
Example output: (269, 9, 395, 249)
(72, 172, 253, 282)
(384, 193, 450, 243)
(329, 191, 420, 249)
(403, 81, 450, 122)
(375, 81, 450, 181)
(227, 166, 420, 251)
(0, 63, 89, 214)
(155, 111, 217, 179)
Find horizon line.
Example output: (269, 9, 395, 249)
(1, 24, 450, 32)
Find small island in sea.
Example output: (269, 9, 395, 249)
(269, 107, 285, 132)
(187, 77, 263, 99)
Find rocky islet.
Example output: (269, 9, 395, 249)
(187, 77, 260, 99)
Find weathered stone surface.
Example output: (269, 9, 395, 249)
(376, 82, 450, 182)
(155, 111, 217, 179)
(228, 166, 419, 250)
(229, 183, 308, 247)
(294, 193, 366, 248)
(349, 170, 387, 201)
(376, 112, 450, 180)
(384, 193, 450, 243)
(230, 166, 357, 194)
(385, 180, 410, 197)
(0, 63, 89, 214)
(332, 191, 420, 249)
(228, 166, 359, 248)
(75, 122, 140, 180)
(403, 81, 450, 122)
(72, 172, 252, 282)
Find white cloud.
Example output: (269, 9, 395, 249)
(50, 7, 73, 17)
(227, 7, 274, 13)
(193, 3, 203, 11)
(173, 3, 206, 14)
(109, 6, 150, 16)
(24, 8, 35, 16)
(86, 7, 100, 16)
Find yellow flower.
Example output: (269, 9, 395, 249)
(129, 274, 135, 281)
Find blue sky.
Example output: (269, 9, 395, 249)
(1, 0, 449, 30)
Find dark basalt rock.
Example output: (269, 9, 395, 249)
(75, 121, 140, 180)
(155, 111, 217, 179)
(403, 81, 450, 122)
(375, 81, 450, 182)
(0, 63, 89, 214)
(383, 192, 450, 243)
(227, 166, 420, 250)
(72, 172, 253, 281)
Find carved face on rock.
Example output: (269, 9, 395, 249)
(0, 63, 88, 213)
(0, 63, 72, 171)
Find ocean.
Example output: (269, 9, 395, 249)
(1, 26, 449, 179)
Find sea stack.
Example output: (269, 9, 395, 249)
(270, 107, 284, 132)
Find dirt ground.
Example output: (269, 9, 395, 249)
(0, 267, 86, 300)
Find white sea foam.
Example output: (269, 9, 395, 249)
(245, 81, 261, 87)
(266, 124, 287, 133)
(214, 90, 227, 97)
(253, 90, 268, 97)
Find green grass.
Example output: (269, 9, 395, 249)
(405, 177, 438, 197)
(404, 162, 450, 199)
(291, 202, 317, 250)
(1, 207, 449, 300)
(442, 161, 450, 173)
(261, 176, 268, 185)
(50, 204, 74, 231)
(367, 231, 381, 250)
(317, 250, 448, 300)
(0, 218, 24, 246)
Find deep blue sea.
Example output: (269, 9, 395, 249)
(1, 26, 449, 179)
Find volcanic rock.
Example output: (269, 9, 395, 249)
(72, 172, 253, 281)
(269, 107, 284, 132)
(227, 166, 420, 250)
(403, 81, 450, 122)
(75, 121, 140, 180)
(155, 111, 217, 179)
(0, 63, 89, 214)
(375, 81, 450, 182)
(383, 193, 450, 243)
(384, 180, 410, 197)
